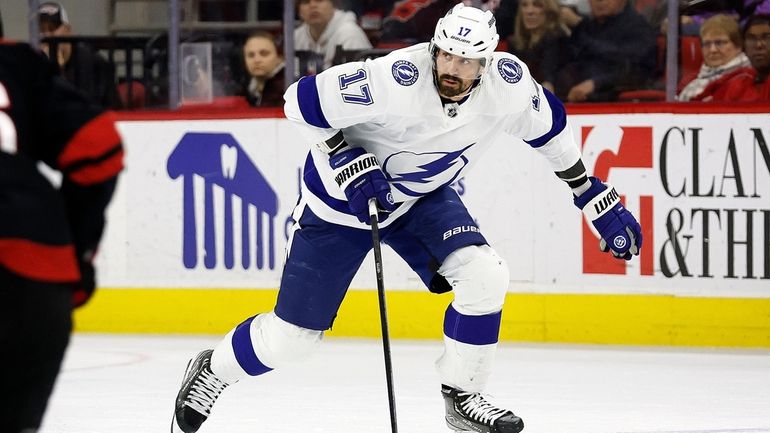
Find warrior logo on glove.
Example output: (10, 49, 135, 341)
(333, 154, 379, 187)
(329, 147, 397, 223)
(574, 177, 642, 261)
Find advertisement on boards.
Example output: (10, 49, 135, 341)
(97, 113, 770, 298)
(564, 114, 770, 297)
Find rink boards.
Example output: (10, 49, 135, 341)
(75, 104, 770, 347)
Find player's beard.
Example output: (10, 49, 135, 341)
(436, 73, 473, 98)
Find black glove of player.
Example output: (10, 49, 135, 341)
(72, 251, 96, 308)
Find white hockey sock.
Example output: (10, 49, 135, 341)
(210, 311, 323, 385)
(211, 329, 244, 385)
(436, 303, 501, 392)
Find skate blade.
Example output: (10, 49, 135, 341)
(179, 357, 194, 386)
(170, 357, 195, 433)
(445, 416, 476, 433)
(170, 416, 183, 433)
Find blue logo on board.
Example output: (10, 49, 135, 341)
(497, 58, 523, 84)
(167, 133, 278, 270)
(392, 60, 419, 86)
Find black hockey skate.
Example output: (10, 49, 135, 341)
(441, 384, 524, 433)
(171, 349, 229, 433)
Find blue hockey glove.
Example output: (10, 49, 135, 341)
(329, 147, 397, 223)
(574, 177, 642, 261)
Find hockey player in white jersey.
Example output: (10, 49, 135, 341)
(171, 4, 642, 433)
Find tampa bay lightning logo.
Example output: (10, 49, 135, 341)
(383, 144, 475, 197)
(497, 58, 523, 84)
(392, 60, 419, 86)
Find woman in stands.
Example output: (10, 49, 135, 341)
(240, 31, 285, 107)
(691, 14, 770, 101)
(507, 0, 569, 94)
(678, 14, 751, 101)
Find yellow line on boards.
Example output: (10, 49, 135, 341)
(73, 288, 770, 348)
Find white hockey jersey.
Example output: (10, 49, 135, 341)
(283, 43, 582, 229)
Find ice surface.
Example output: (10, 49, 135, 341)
(39, 334, 770, 433)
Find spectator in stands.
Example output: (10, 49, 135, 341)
(694, 13, 770, 101)
(380, 0, 514, 43)
(507, 0, 569, 93)
(338, 0, 394, 45)
(665, 0, 770, 35)
(380, 0, 459, 43)
(724, 13, 770, 99)
(38, 2, 121, 109)
(559, 0, 590, 30)
(294, 0, 373, 69)
(557, 0, 656, 102)
(470, 0, 518, 40)
(489, 0, 519, 40)
(240, 31, 286, 107)
(678, 14, 750, 101)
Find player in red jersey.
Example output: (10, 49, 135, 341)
(0, 19, 124, 432)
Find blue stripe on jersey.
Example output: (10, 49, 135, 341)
(524, 88, 566, 149)
(232, 315, 273, 376)
(302, 152, 352, 214)
(297, 75, 331, 129)
(443, 304, 501, 345)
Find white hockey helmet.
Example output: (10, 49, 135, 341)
(429, 3, 499, 69)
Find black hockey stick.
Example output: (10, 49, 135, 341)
(368, 199, 398, 433)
